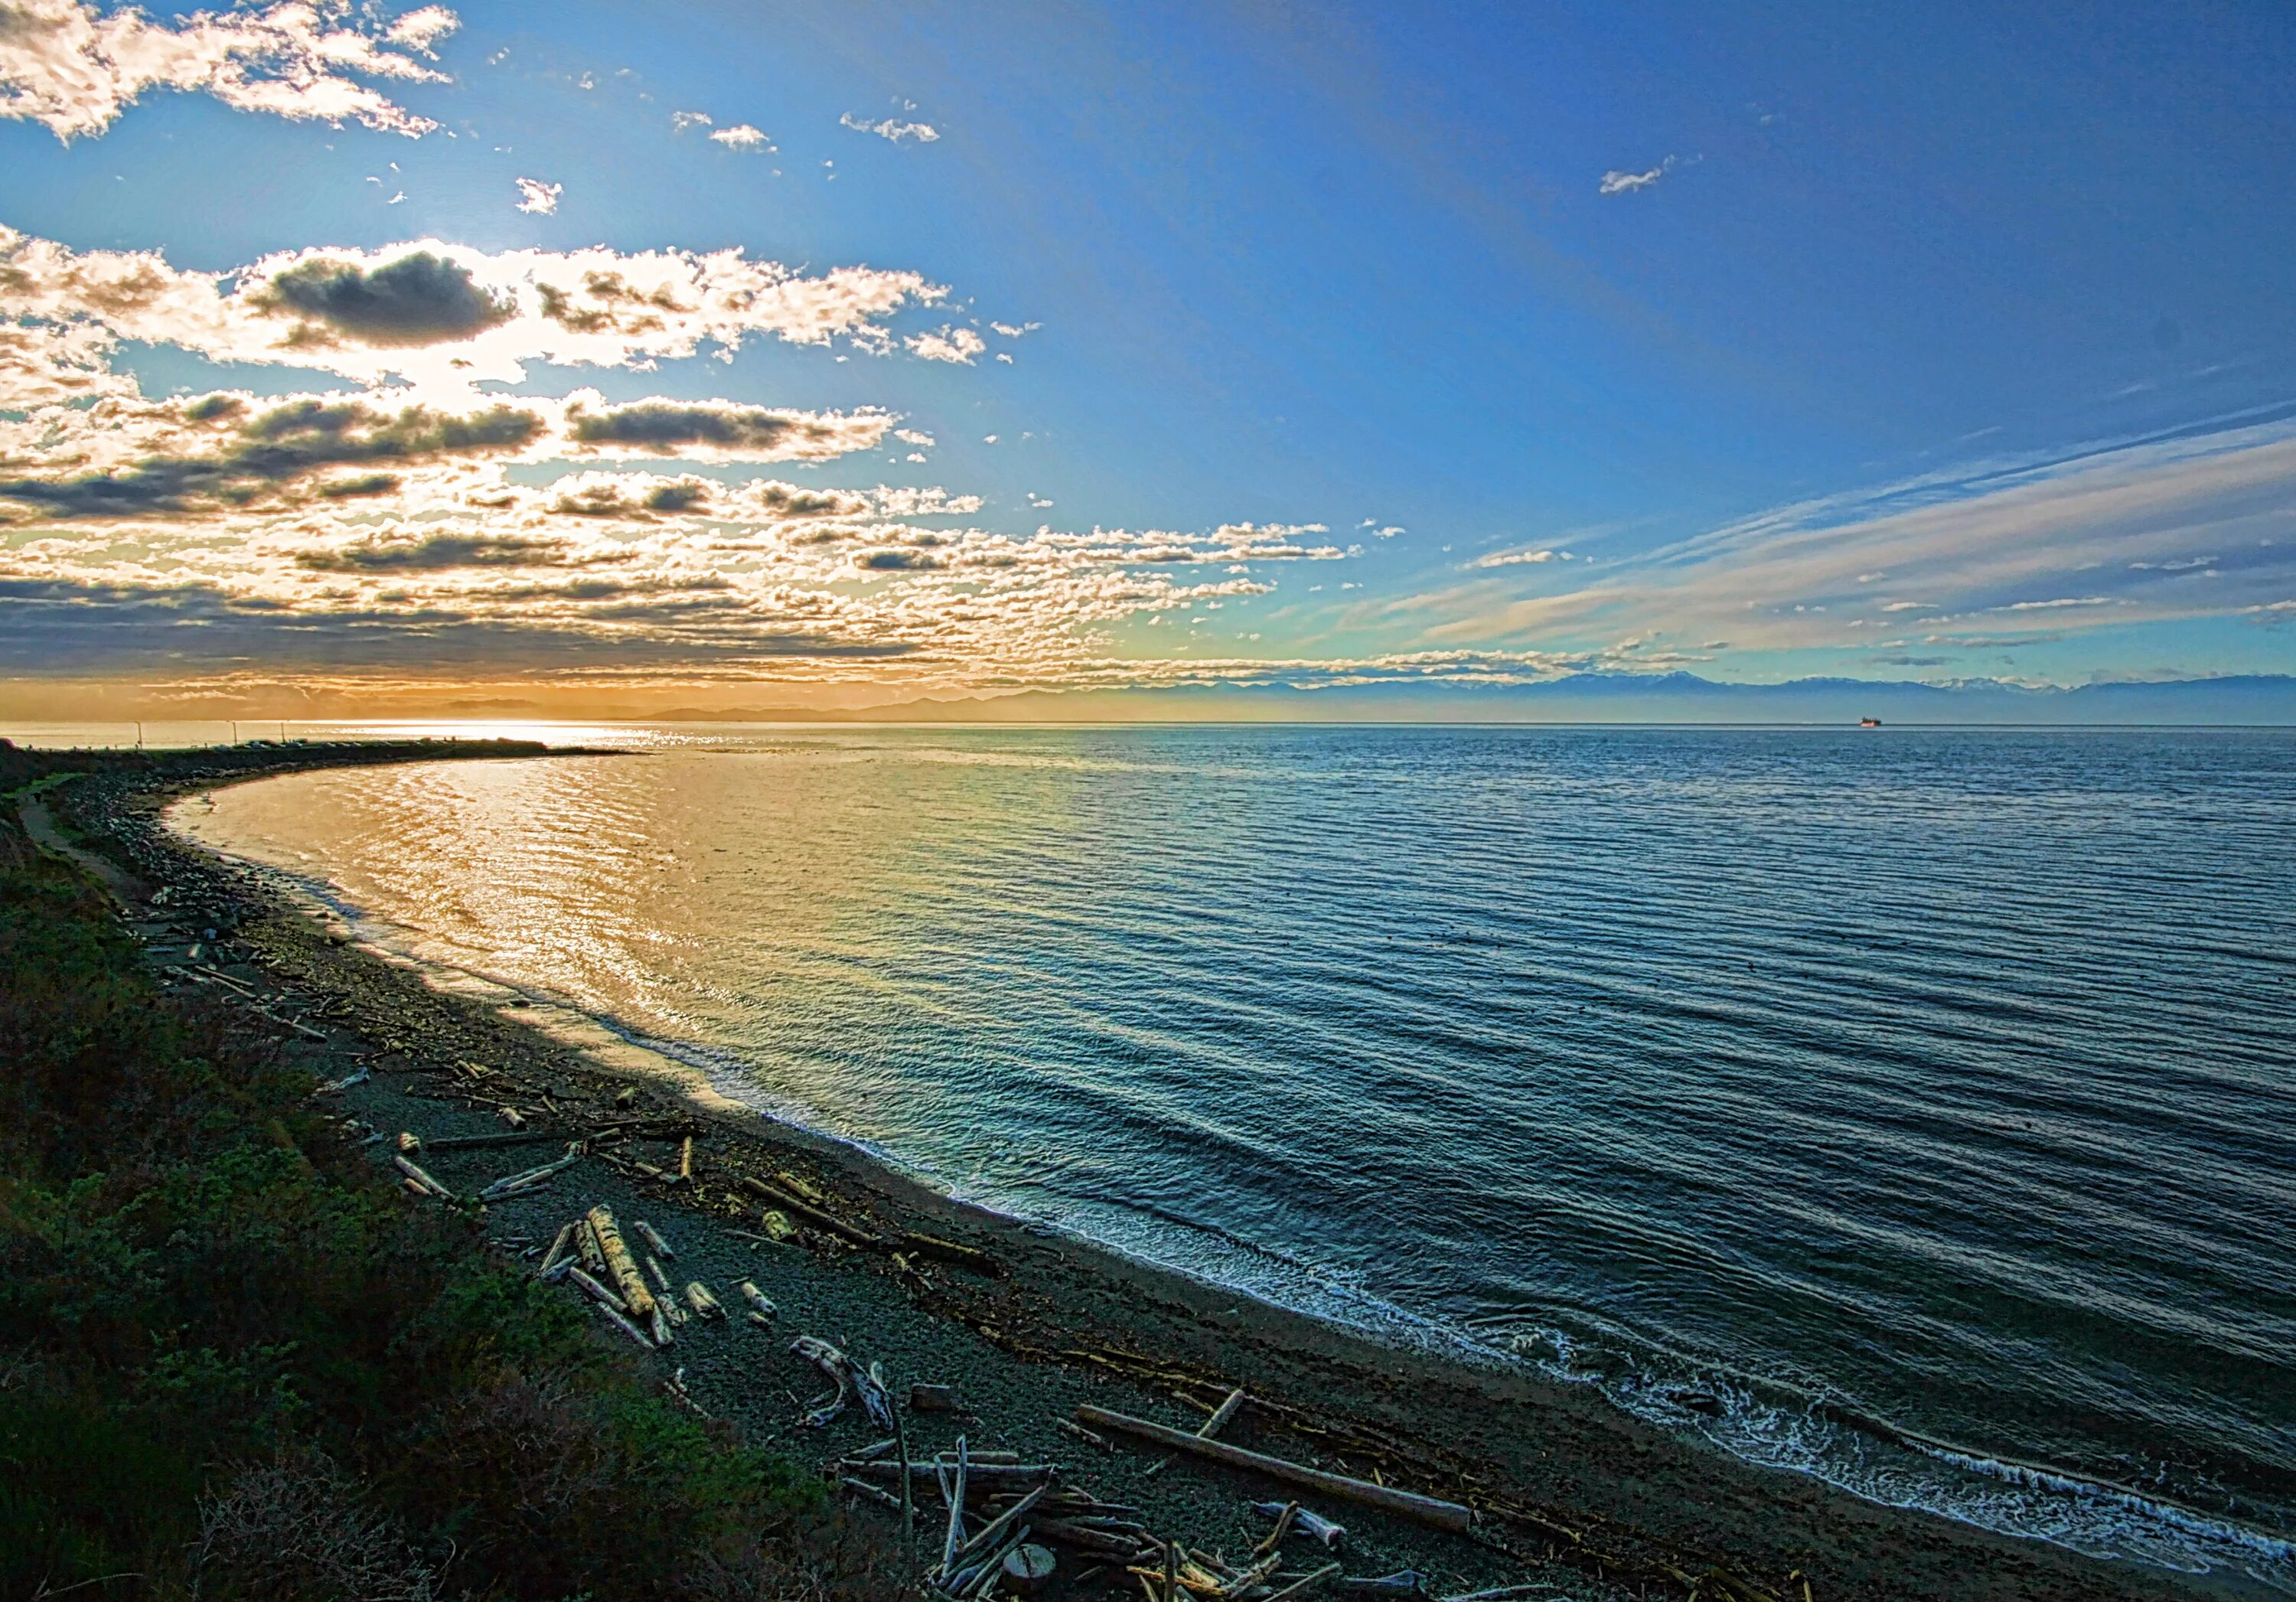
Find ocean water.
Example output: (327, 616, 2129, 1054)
(174, 725, 2296, 1582)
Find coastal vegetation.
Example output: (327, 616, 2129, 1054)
(0, 750, 895, 1600)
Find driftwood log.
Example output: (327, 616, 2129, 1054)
(586, 1204, 658, 1319)
(1071, 1405, 1473, 1534)
(737, 1175, 885, 1246)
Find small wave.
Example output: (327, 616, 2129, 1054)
(1495, 1327, 2294, 1587)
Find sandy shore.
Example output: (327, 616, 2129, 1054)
(54, 749, 2261, 1602)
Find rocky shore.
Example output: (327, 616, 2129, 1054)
(31, 741, 2253, 1602)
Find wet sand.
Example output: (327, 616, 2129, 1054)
(60, 751, 2265, 1602)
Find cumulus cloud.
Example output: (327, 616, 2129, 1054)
(252, 250, 517, 346)
(0, 0, 457, 141)
(669, 109, 711, 132)
(0, 207, 1362, 693)
(840, 111, 938, 143)
(0, 395, 543, 518)
(905, 325, 985, 364)
(514, 177, 562, 214)
(0, 226, 952, 392)
(708, 123, 771, 151)
(0, 383, 905, 533)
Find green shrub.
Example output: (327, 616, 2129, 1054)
(0, 788, 896, 1601)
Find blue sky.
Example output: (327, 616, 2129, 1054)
(1, 0, 2291, 714)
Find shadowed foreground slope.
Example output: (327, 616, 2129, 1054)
(0, 758, 899, 1601)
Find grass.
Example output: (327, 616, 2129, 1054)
(0, 755, 900, 1601)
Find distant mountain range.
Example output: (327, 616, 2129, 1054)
(653, 672, 2296, 726)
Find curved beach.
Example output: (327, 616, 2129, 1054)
(52, 737, 2280, 1602)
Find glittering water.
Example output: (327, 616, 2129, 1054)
(178, 725, 2296, 1581)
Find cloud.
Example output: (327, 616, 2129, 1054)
(840, 112, 939, 143)
(296, 533, 585, 571)
(670, 109, 711, 132)
(709, 124, 771, 152)
(253, 250, 517, 346)
(0, 226, 952, 392)
(905, 326, 986, 364)
(0, 213, 1358, 694)
(853, 547, 944, 570)
(0, 0, 456, 141)
(1599, 155, 1678, 196)
(538, 471, 869, 521)
(0, 394, 543, 518)
(514, 177, 562, 215)
(1469, 547, 1572, 567)
(1424, 413, 2296, 655)
(0, 576, 923, 674)
(561, 395, 894, 462)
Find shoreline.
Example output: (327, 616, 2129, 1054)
(158, 808, 2292, 1574)
(47, 745, 2276, 1602)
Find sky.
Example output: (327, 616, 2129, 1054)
(2, 0, 2292, 718)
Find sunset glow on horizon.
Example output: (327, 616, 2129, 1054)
(3, 2, 2292, 720)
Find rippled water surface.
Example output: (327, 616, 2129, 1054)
(180, 726, 2296, 1580)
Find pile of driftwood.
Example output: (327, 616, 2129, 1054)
(524, 1202, 766, 1351)
(825, 1382, 1536, 1602)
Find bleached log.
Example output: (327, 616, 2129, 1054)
(846, 1462, 1055, 1488)
(586, 1205, 657, 1319)
(1199, 1388, 1247, 1439)
(1253, 1502, 1345, 1550)
(842, 1476, 905, 1511)
(683, 1281, 723, 1320)
(900, 1231, 1002, 1275)
(1026, 1518, 1146, 1558)
(480, 1147, 582, 1200)
(1003, 1545, 1057, 1593)
(737, 1280, 775, 1319)
(1262, 1563, 1342, 1602)
(567, 1264, 628, 1315)
(856, 1359, 896, 1433)
(737, 1175, 884, 1246)
(941, 1436, 970, 1576)
(952, 1481, 1052, 1569)
(635, 1219, 675, 1258)
(596, 1300, 652, 1349)
(393, 1155, 454, 1199)
(536, 1222, 576, 1275)
(1072, 1405, 1473, 1534)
